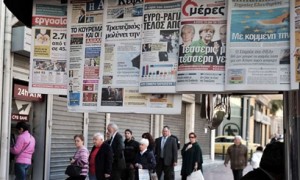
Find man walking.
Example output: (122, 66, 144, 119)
(224, 135, 248, 180)
(107, 122, 126, 180)
(122, 129, 139, 180)
(154, 126, 178, 180)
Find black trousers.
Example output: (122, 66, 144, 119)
(232, 169, 243, 180)
(66, 175, 86, 180)
(156, 158, 174, 180)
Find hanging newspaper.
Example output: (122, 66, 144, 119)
(290, 0, 300, 90)
(176, 0, 227, 92)
(226, 0, 290, 91)
(67, 0, 103, 112)
(139, 0, 181, 93)
(29, 0, 68, 94)
(98, 0, 182, 114)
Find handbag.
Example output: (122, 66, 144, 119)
(65, 164, 82, 177)
(138, 169, 150, 180)
(187, 170, 205, 180)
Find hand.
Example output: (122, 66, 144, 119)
(173, 162, 177, 167)
(194, 163, 198, 170)
(135, 163, 142, 169)
(70, 158, 75, 164)
(129, 164, 134, 169)
(104, 174, 110, 178)
(224, 163, 227, 167)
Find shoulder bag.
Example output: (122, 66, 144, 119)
(65, 151, 82, 177)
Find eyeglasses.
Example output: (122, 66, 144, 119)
(189, 136, 195, 138)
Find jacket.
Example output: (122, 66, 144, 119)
(154, 136, 178, 166)
(225, 143, 248, 170)
(89, 143, 113, 180)
(10, 130, 35, 165)
(181, 142, 203, 176)
(73, 146, 89, 176)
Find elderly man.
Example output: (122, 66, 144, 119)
(89, 133, 113, 180)
(107, 122, 126, 180)
(154, 126, 178, 180)
(224, 135, 248, 180)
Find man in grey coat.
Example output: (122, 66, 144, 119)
(155, 126, 178, 180)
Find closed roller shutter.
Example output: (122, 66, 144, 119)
(13, 54, 30, 81)
(87, 112, 106, 150)
(49, 96, 84, 180)
(110, 113, 151, 140)
(164, 103, 186, 157)
(194, 104, 211, 155)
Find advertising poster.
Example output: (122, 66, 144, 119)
(176, 0, 227, 92)
(29, 0, 68, 94)
(226, 0, 290, 91)
(291, 0, 300, 90)
(98, 0, 182, 114)
(67, 0, 103, 112)
(139, 0, 181, 93)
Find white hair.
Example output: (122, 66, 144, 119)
(235, 135, 242, 140)
(93, 132, 104, 140)
(139, 138, 149, 147)
(108, 122, 119, 131)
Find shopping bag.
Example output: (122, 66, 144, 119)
(187, 170, 204, 180)
(138, 169, 150, 180)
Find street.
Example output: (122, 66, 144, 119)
(174, 160, 253, 180)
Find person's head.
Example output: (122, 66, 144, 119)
(256, 146, 263, 152)
(260, 142, 284, 179)
(93, 132, 104, 147)
(162, 126, 170, 137)
(74, 134, 84, 148)
(142, 132, 154, 144)
(219, 25, 227, 43)
(124, 129, 133, 140)
(234, 135, 242, 145)
(199, 24, 215, 44)
(189, 132, 197, 143)
(181, 25, 195, 45)
(107, 122, 118, 134)
(16, 122, 29, 134)
(80, 8, 85, 15)
(139, 138, 149, 151)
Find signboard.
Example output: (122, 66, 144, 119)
(14, 84, 43, 102)
(11, 114, 29, 122)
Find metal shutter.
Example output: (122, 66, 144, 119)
(13, 54, 30, 81)
(164, 103, 186, 156)
(110, 113, 151, 140)
(194, 104, 211, 155)
(87, 112, 106, 150)
(49, 96, 84, 180)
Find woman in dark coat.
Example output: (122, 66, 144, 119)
(134, 138, 156, 180)
(181, 132, 203, 180)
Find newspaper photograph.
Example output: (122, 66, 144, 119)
(291, 0, 300, 90)
(176, 0, 227, 92)
(98, 0, 181, 114)
(29, 0, 68, 94)
(67, 0, 103, 112)
(139, 0, 181, 93)
(226, 0, 290, 91)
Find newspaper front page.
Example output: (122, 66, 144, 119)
(139, 0, 181, 93)
(98, 0, 182, 114)
(67, 0, 103, 112)
(291, 0, 300, 90)
(176, 0, 227, 92)
(226, 0, 290, 91)
(30, 0, 68, 94)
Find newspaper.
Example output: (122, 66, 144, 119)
(67, 0, 103, 112)
(139, 0, 181, 93)
(29, 0, 68, 94)
(291, 0, 300, 90)
(176, 0, 227, 92)
(226, 0, 290, 91)
(98, 0, 182, 114)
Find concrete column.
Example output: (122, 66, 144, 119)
(185, 102, 195, 143)
(83, 113, 89, 144)
(105, 113, 110, 139)
(153, 114, 161, 138)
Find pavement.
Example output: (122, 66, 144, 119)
(174, 156, 253, 180)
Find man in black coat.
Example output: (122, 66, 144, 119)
(107, 122, 126, 180)
(241, 142, 284, 180)
(154, 126, 178, 180)
(89, 132, 113, 180)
